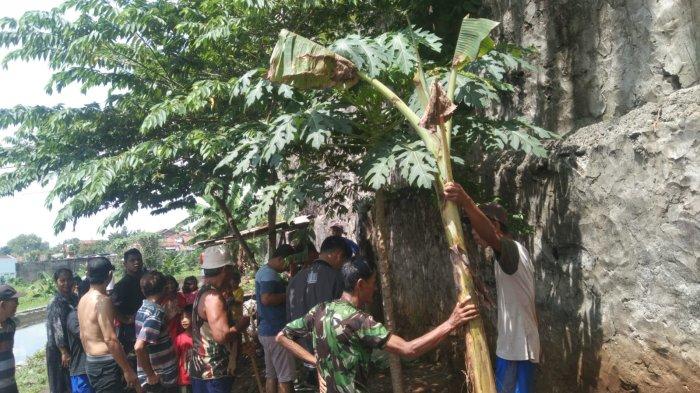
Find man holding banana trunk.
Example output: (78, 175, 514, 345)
(444, 182, 540, 393)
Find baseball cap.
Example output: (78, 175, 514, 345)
(0, 285, 21, 301)
(201, 245, 233, 269)
(271, 244, 296, 259)
(87, 257, 115, 283)
(480, 203, 508, 227)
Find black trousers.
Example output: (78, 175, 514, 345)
(46, 346, 71, 393)
(85, 354, 126, 393)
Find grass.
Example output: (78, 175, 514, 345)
(16, 348, 48, 393)
(18, 294, 52, 312)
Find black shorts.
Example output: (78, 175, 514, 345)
(86, 354, 126, 393)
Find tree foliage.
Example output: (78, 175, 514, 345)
(0, 0, 555, 247)
(4, 234, 49, 261)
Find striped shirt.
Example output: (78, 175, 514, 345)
(0, 318, 17, 392)
(135, 300, 178, 387)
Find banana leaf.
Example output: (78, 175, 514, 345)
(267, 29, 359, 89)
(452, 17, 500, 68)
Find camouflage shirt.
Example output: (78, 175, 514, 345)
(282, 300, 391, 393)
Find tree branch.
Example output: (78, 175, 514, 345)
(211, 194, 258, 268)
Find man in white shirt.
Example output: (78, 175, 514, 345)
(444, 182, 540, 393)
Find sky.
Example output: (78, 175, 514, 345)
(0, 0, 188, 246)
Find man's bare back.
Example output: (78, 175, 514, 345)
(78, 288, 116, 356)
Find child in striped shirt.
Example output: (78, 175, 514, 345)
(135, 271, 179, 392)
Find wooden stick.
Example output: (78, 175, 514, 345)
(243, 332, 265, 393)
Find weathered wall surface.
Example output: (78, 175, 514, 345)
(477, 86, 699, 392)
(483, 0, 699, 132)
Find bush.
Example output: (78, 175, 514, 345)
(160, 251, 199, 276)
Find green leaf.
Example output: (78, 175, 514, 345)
(303, 108, 350, 149)
(378, 32, 416, 74)
(365, 155, 396, 190)
(407, 26, 442, 53)
(262, 114, 298, 161)
(394, 142, 436, 189)
(452, 17, 500, 68)
(267, 29, 359, 89)
(330, 35, 387, 77)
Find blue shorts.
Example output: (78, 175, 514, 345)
(495, 357, 535, 393)
(71, 374, 95, 393)
(191, 377, 233, 393)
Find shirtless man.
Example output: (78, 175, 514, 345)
(78, 257, 141, 393)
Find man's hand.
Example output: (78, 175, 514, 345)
(60, 349, 71, 368)
(235, 315, 251, 332)
(447, 297, 479, 330)
(443, 182, 473, 208)
(124, 368, 141, 392)
(146, 372, 160, 386)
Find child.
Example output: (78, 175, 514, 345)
(174, 306, 193, 393)
(134, 271, 179, 392)
(227, 271, 244, 322)
(163, 275, 184, 344)
(181, 276, 199, 306)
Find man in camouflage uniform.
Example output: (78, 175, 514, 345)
(276, 257, 480, 393)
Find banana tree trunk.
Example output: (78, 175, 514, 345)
(359, 72, 497, 393)
(437, 185, 497, 393)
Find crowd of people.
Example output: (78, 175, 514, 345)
(0, 182, 539, 393)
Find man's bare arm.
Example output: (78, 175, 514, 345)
(385, 299, 479, 358)
(202, 292, 235, 344)
(261, 292, 285, 306)
(134, 339, 159, 385)
(96, 295, 141, 391)
(275, 332, 316, 364)
(444, 182, 502, 252)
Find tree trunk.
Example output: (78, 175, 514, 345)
(372, 190, 405, 393)
(212, 195, 258, 268)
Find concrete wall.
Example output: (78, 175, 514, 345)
(15, 256, 116, 282)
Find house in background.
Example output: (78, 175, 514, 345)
(159, 229, 194, 251)
(0, 255, 17, 280)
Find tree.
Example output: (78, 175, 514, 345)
(0, 0, 413, 266)
(266, 17, 556, 392)
(5, 234, 49, 261)
(0, 2, 554, 388)
(108, 231, 164, 269)
(78, 239, 110, 256)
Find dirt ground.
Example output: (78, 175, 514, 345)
(232, 349, 467, 393)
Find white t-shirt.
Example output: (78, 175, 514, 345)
(494, 239, 540, 362)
